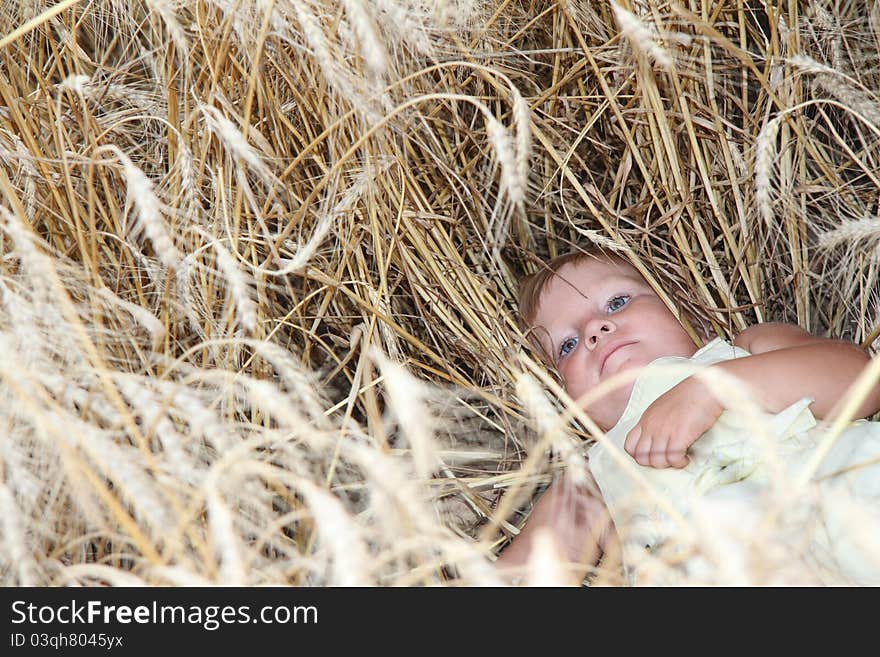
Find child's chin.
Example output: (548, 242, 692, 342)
(605, 357, 639, 379)
(582, 384, 633, 430)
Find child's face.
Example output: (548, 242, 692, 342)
(531, 257, 699, 430)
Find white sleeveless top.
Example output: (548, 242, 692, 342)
(587, 337, 880, 585)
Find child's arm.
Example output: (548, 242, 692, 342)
(728, 322, 880, 419)
(624, 322, 880, 469)
(495, 476, 616, 584)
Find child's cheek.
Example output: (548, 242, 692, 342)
(559, 360, 587, 399)
(557, 361, 573, 393)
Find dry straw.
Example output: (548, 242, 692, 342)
(817, 216, 880, 250)
(754, 117, 781, 228)
(1, 0, 880, 587)
(144, 0, 188, 57)
(486, 115, 524, 206)
(212, 241, 258, 334)
(789, 55, 880, 127)
(199, 104, 275, 184)
(342, 0, 388, 77)
(104, 147, 183, 270)
(611, 2, 673, 70)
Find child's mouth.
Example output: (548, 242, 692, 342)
(600, 341, 636, 374)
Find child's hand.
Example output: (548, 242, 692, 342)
(623, 375, 723, 468)
(495, 476, 612, 582)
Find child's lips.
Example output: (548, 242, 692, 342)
(599, 341, 636, 374)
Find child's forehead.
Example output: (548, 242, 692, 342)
(531, 257, 647, 330)
(548, 257, 644, 293)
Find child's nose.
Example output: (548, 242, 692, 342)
(585, 319, 615, 348)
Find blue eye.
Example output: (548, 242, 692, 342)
(558, 337, 578, 358)
(607, 295, 629, 312)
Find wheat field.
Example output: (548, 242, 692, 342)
(0, 0, 879, 586)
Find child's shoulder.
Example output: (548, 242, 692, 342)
(731, 322, 818, 355)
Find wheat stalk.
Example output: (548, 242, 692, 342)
(106, 148, 183, 270)
(212, 241, 258, 334)
(611, 1, 672, 70)
(754, 117, 781, 227)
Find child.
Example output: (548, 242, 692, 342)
(496, 248, 880, 585)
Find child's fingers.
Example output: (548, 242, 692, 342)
(667, 433, 692, 469)
(623, 424, 641, 457)
(626, 424, 691, 468)
(633, 435, 653, 466)
(626, 427, 654, 467)
(649, 434, 672, 469)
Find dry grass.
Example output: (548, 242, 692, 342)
(0, 0, 879, 586)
